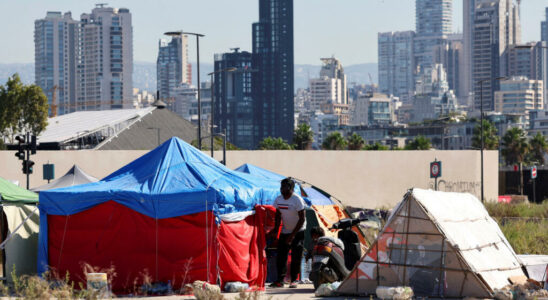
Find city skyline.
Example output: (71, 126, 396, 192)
(0, 0, 546, 65)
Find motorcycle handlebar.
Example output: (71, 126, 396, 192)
(330, 217, 366, 230)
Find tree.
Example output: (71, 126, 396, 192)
(293, 123, 314, 150)
(347, 133, 365, 150)
(472, 120, 499, 150)
(322, 132, 347, 150)
(363, 142, 389, 150)
(527, 132, 548, 166)
(502, 127, 529, 195)
(258, 137, 292, 150)
(0, 74, 49, 143)
(404, 135, 431, 150)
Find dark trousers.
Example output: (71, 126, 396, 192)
(276, 231, 304, 283)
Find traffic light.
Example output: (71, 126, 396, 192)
(22, 160, 35, 174)
(30, 135, 37, 154)
(14, 135, 25, 160)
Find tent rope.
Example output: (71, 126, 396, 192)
(0, 206, 38, 250)
(57, 215, 70, 269)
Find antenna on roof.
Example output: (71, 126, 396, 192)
(96, 3, 108, 8)
(230, 47, 240, 53)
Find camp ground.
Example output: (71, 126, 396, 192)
(337, 188, 526, 298)
(0, 176, 40, 282)
(38, 137, 286, 292)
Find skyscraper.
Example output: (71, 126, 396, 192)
(34, 12, 79, 116)
(78, 5, 133, 111)
(414, 0, 452, 69)
(506, 42, 548, 106)
(378, 31, 415, 103)
(252, 0, 294, 147)
(213, 49, 254, 149)
(433, 34, 464, 100)
(472, 0, 521, 112)
(157, 35, 190, 102)
(309, 57, 347, 111)
(542, 7, 548, 42)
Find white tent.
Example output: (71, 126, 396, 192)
(32, 165, 98, 192)
(337, 188, 525, 298)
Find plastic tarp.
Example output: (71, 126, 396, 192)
(32, 165, 98, 192)
(303, 187, 335, 205)
(337, 188, 525, 298)
(46, 201, 268, 292)
(0, 177, 38, 203)
(39, 138, 280, 290)
(39, 138, 281, 218)
(234, 163, 285, 181)
(2, 204, 39, 282)
(518, 255, 548, 282)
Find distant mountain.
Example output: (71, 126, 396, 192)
(0, 61, 377, 92)
(0, 63, 34, 84)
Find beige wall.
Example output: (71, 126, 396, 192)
(0, 150, 498, 208)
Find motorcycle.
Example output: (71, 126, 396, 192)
(309, 217, 364, 289)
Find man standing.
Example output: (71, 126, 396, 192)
(269, 177, 306, 288)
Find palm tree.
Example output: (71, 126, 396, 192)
(347, 133, 365, 150)
(404, 135, 431, 150)
(293, 123, 314, 150)
(322, 132, 347, 150)
(502, 127, 529, 195)
(472, 120, 499, 150)
(258, 137, 292, 150)
(527, 132, 548, 166)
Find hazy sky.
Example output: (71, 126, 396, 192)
(0, 0, 546, 65)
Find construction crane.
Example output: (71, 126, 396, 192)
(48, 85, 63, 117)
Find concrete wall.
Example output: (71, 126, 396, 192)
(0, 150, 498, 208)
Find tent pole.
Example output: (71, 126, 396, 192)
(401, 198, 412, 284)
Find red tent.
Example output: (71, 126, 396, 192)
(38, 138, 281, 292)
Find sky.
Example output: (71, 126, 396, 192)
(0, 0, 546, 65)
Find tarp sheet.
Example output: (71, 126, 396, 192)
(337, 188, 524, 298)
(39, 138, 281, 218)
(32, 165, 98, 192)
(46, 201, 268, 292)
(2, 204, 39, 282)
(39, 138, 279, 287)
(0, 177, 38, 203)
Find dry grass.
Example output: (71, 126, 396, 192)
(486, 201, 548, 254)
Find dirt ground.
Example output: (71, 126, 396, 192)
(118, 284, 357, 300)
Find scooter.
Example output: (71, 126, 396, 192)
(309, 217, 364, 289)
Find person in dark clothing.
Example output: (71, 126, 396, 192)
(268, 178, 306, 288)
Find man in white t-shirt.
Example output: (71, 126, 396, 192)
(268, 178, 306, 288)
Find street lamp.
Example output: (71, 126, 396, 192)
(208, 67, 237, 157)
(477, 76, 506, 203)
(165, 30, 205, 149)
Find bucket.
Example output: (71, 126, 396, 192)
(86, 273, 109, 296)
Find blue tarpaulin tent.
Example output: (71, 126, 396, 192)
(234, 163, 333, 205)
(38, 138, 282, 291)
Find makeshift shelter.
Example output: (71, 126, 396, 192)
(234, 164, 368, 249)
(32, 165, 98, 192)
(337, 188, 525, 298)
(0, 177, 40, 282)
(38, 138, 283, 292)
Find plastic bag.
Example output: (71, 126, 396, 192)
(315, 283, 336, 297)
(224, 282, 249, 292)
(376, 286, 414, 300)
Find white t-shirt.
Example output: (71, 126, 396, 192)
(274, 193, 307, 234)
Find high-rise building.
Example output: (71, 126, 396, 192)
(433, 34, 465, 100)
(462, 0, 477, 106)
(494, 77, 543, 122)
(542, 7, 548, 42)
(308, 57, 347, 111)
(378, 31, 415, 103)
(252, 0, 294, 147)
(472, 0, 521, 112)
(505, 42, 548, 105)
(157, 35, 190, 102)
(319, 57, 347, 104)
(78, 5, 133, 111)
(414, 0, 452, 69)
(214, 49, 254, 149)
(34, 12, 79, 116)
